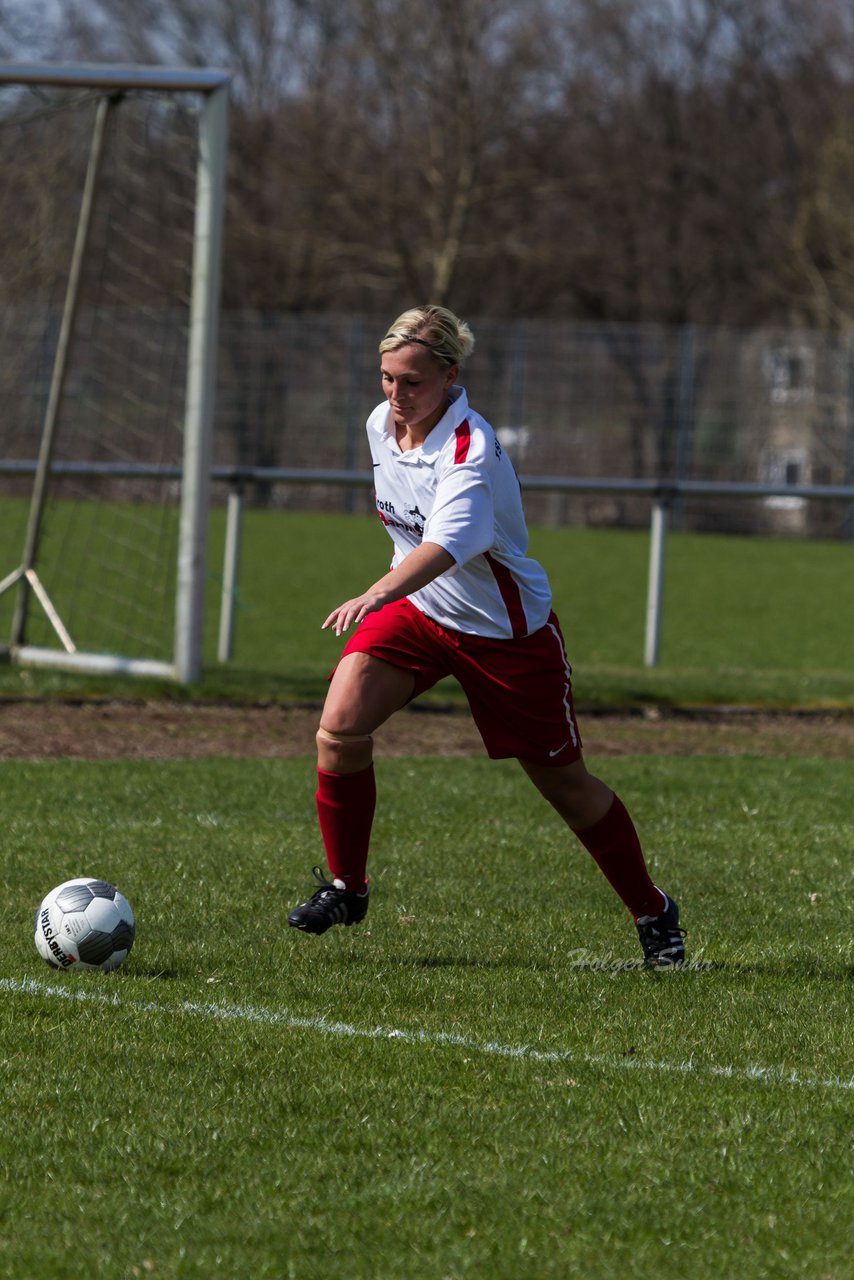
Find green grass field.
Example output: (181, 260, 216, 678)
(0, 509, 852, 708)
(212, 511, 854, 707)
(1, 506, 851, 1275)
(2, 751, 852, 1279)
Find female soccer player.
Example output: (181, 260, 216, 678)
(288, 305, 686, 966)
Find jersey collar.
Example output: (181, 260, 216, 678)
(373, 386, 470, 462)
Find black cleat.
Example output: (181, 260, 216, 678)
(288, 866, 370, 935)
(636, 894, 686, 968)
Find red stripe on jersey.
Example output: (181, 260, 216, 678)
(484, 552, 528, 639)
(454, 420, 471, 464)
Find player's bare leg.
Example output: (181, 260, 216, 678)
(519, 755, 613, 830)
(520, 755, 685, 966)
(289, 653, 415, 934)
(317, 651, 415, 772)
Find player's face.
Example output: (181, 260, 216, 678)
(381, 345, 458, 438)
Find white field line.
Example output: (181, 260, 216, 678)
(4, 975, 853, 1094)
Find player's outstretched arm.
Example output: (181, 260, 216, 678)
(322, 541, 455, 636)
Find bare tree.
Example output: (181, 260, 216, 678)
(6, 0, 854, 325)
(790, 118, 854, 327)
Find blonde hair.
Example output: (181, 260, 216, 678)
(379, 304, 475, 368)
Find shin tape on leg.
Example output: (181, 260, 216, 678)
(317, 726, 374, 747)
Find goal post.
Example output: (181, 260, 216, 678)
(0, 63, 229, 683)
(176, 73, 228, 685)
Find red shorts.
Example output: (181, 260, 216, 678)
(337, 599, 583, 766)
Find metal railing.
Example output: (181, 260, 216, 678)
(3, 459, 850, 668)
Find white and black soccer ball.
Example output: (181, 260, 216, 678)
(34, 878, 135, 972)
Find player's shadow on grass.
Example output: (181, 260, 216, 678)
(717, 958, 854, 982)
(400, 952, 587, 974)
(126, 964, 183, 980)
(561, 957, 722, 974)
(341, 949, 552, 971)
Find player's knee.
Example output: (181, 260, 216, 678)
(522, 758, 612, 829)
(316, 725, 374, 773)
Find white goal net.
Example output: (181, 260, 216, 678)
(0, 64, 228, 682)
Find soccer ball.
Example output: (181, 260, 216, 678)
(34, 878, 136, 972)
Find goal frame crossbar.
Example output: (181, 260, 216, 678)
(0, 62, 229, 683)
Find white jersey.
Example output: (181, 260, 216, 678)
(367, 386, 552, 639)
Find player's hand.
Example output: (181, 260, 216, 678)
(322, 591, 386, 636)
(321, 544, 452, 636)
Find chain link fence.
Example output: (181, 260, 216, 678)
(212, 315, 854, 538)
(4, 309, 854, 537)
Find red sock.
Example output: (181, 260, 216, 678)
(315, 766, 375, 893)
(572, 794, 665, 921)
